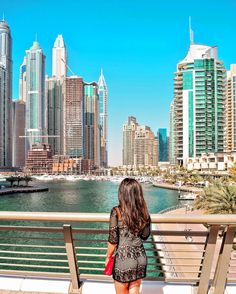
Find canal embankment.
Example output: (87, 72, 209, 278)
(152, 182, 202, 193)
(0, 186, 49, 195)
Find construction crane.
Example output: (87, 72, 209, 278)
(61, 58, 75, 76)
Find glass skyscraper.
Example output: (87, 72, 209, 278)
(98, 70, 108, 167)
(25, 41, 46, 154)
(0, 18, 12, 166)
(84, 82, 100, 168)
(158, 128, 168, 162)
(173, 44, 225, 166)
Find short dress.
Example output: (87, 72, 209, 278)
(108, 206, 151, 283)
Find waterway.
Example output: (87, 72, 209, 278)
(0, 180, 179, 213)
(0, 181, 179, 277)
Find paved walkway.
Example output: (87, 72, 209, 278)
(153, 207, 221, 280)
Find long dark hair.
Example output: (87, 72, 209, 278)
(118, 178, 150, 234)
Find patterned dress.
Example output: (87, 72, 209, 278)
(108, 206, 151, 283)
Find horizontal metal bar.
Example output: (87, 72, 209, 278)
(0, 211, 236, 224)
(0, 225, 63, 233)
(0, 243, 65, 249)
(0, 256, 68, 263)
(79, 267, 104, 271)
(0, 262, 69, 269)
(152, 230, 208, 236)
(0, 236, 64, 241)
(75, 246, 106, 250)
(76, 253, 106, 258)
(0, 250, 67, 256)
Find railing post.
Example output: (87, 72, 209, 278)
(197, 225, 219, 294)
(210, 225, 235, 294)
(63, 224, 82, 293)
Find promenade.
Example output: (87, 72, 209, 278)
(152, 182, 202, 193)
(153, 207, 221, 280)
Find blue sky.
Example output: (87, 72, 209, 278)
(2, 0, 236, 166)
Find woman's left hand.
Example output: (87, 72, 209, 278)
(105, 257, 109, 267)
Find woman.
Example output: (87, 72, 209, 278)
(105, 178, 151, 294)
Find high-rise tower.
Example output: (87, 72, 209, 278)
(84, 82, 100, 168)
(64, 76, 84, 157)
(98, 69, 108, 167)
(45, 76, 64, 155)
(25, 40, 46, 154)
(0, 18, 12, 166)
(225, 64, 236, 151)
(52, 34, 67, 78)
(173, 43, 225, 166)
(19, 57, 27, 102)
(122, 116, 138, 166)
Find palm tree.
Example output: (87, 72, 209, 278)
(229, 163, 236, 182)
(193, 183, 236, 214)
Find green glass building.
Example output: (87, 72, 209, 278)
(173, 44, 225, 166)
(25, 41, 46, 154)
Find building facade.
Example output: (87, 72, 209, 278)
(52, 34, 67, 78)
(122, 116, 138, 166)
(84, 82, 100, 168)
(19, 57, 27, 102)
(169, 101, 175, 164)
(25, 41, 46, 155)
(12, 100, 26, 168)
(25, 143, 53, 174)
(64, 76, 84, 157)
(225, 64, 236, 152)
(158, 128, 168, 162)
(98, 70, 108, 167)
(0, 19, 12, 166)
(173, 44, 225, 166)
(134, 125, 158, 167)
(45, 76, 64, 156)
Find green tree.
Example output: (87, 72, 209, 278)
(23, 175, 32, 187)
(193, 183, 236, 214)
(6, 176, 18, 187)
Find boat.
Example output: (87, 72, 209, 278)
(178, 192, 196, 201)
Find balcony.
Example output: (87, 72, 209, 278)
(0, 212, 235, 294)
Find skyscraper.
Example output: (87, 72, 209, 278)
(12, 100, 26, 168)
(0, 18, 12, 166)
(19, 57, 27, 102)
(158, 128, 168, 162)
(123, 116, 138, 166)
(225, 65, 236, 152)
(25, 41, 46, 154)
(98, 69, 108, 167)
(169, 101, 175, 164)
(52, 34, 67, 78)
(84, 82, 100, 168)
(64, 76, 84, 157)
(173, 43, 225, 166)
(134, 125, 158, 167)
(45, 76, 64, 155)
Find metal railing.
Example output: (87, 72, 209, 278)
(0, 212, 235, 294)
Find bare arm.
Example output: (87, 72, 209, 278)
(105, 207, 119, 266)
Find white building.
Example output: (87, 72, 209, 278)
(52, 34, 67, 78)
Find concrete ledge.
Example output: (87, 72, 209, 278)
(0, 275, 70, 293)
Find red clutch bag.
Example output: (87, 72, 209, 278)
(104, 255, 115, 276)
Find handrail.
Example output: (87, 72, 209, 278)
(0, 212, 235, 294)
(0, 211, 236, 224)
